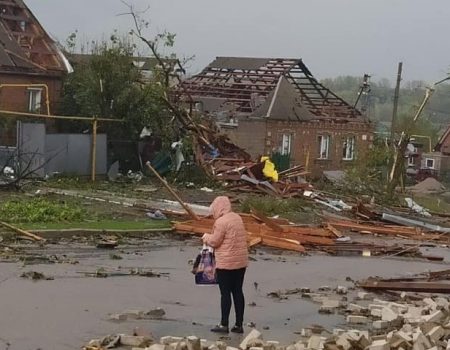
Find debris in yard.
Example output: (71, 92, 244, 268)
(146, 210, 168, 220)
(405, 197, 432, 217)
(408, 177, 446, 194)
(0, 221, 45, 242)
(20, 271, 53, 281)
(108, 308, 166, 322)
(359, 269, 450, 294)
(109, 253, 123, 260)
(96, 240, 119, 249)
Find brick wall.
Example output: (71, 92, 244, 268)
(0, 73, 63, 146)
(225, 118, 374, 177)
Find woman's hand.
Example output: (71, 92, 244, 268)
(202, 233, 209, 243)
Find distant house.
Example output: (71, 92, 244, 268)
(420, 126, 450, 180)
(0, 0, 72, 146)
(180, 57, 373, 176)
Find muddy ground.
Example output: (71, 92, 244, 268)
(0, 233, 449, 350)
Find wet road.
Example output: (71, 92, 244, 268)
(0, 235, 448, 350)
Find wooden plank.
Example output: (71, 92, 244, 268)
(326, 224, 343, 238)
(359, 280, 450, 294)
(260, 236, 305, 252)
(250, 208, 284, 232)
(0, 221, 45, 241)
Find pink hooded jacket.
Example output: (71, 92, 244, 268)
(204, 196, 248, 270)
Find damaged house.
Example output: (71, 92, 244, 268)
(181, 57, 374, 177)
(0, 0, 72, 147)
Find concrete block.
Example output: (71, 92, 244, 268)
(332, 329, 345, 336)
(347, 304, 366, 312)
(412, 332, 432, 350)
(381, 307, 399, 322)
(369, 304, 384, 310)
(319, 299, 340, 313)
(147, 345, 170, 350)
(346, 315, 368, 324)
(435, 297, 449, 310)
(161, 337, 184, 345)
(336, 286, 348, 295)
(422, 310, 445, 323)
(109, 313, 127, 321)
(357, 292, 371, 300)
(187, 336, 202, 350)
(249, 347, 263, 350)
(123, 309, 145, 319)
(335, 336, 351, 350)
(246, 339, 264, 349)
(293, 341, 304, 350)
(423, 298, 438, 310)
(301, 329, 312, 337)
(373, 320, 390, 330)
(240, 329, 262, 350)
(371, 309, 382, 318)
(307, 335, 323, 350)
(427, 326, 445, 342)
(120, 335, 153, 347)
(368, 340, 389, 350)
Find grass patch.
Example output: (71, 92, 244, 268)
(21, 219, 171, 231)
(409, 195, 450, 214)
(0, 197, 86, 223)
(240, 196, 308, 216)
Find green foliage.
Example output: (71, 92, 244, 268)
(341, 139, 396, 203)
(321, 76, 450, 133)
(240, 196, 308, 216)
(59, 34, 174, 144)
(0, 198, 86, 223)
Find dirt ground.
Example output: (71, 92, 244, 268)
(0, 233, 449, 350)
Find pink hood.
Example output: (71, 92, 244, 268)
(210, 196, 232, 219)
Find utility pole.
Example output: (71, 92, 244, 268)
(390, 62, 403, 142)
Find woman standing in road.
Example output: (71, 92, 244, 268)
(203, 196, 249, 334)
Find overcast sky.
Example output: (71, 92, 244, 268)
(26, 0, 450, 83)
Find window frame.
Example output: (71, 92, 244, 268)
(425, 158, 435, 169)
(281, 133, 292, 156)
(28, 88, 42, 113)
(407, 156, 415, 166)
(342, 136, 356, 160)
(318, 134, 330, 160)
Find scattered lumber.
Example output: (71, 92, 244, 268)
(359, 280, 450, 294)
(0, 221, 45, 242)
(173, 213, 335, 253)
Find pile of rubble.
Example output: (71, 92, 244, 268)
(84, 296, 450, 349)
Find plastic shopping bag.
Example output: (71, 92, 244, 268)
(193, 245, 217, 285)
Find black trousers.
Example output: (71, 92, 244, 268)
(216, 268, 246, 327)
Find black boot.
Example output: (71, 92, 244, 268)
(210, 324, 229, 333)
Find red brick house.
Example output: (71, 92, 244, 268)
(0, 0, 72, 146)
(181, 57, 373, 177)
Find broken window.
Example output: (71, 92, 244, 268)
(342, 136, 355, 160)
(426, 158, 435, 169)
(318, 135, 330, 159)
(28, 88, 42, 113)
(281, 134, 292, 155)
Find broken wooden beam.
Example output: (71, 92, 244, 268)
(359, 280, 450, 294)
(0, 221, 45, 242)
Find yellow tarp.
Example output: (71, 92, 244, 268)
(261, 156, 278, 182)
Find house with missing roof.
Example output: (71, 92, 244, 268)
(181, 57, 374, 177)
(0, 0, 72, 147)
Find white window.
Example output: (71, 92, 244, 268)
(28, 88, 42, 113)
(408, 156, 415, 166)
(342, 136, 355, 160)
(281, 134, 292, 155)
(318, 135, 330, 159)
(426, 158, 435, 169)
